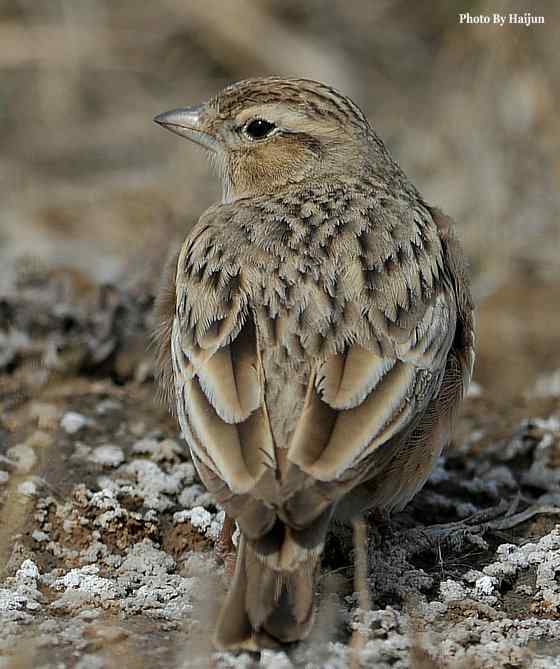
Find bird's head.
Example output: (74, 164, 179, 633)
(154, 77, 374, 201)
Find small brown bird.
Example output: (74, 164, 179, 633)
(153, 77, 475, 651)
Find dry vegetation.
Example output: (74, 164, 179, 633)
(1, 1, 560, 667)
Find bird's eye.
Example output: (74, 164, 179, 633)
(244, 119, 276, 140)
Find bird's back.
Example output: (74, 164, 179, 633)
(190, 177, 443, 440)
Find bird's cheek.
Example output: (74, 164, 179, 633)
(225, 146, 311, 196)
(260, 145, 310, 180)
(231, 149, 273, 184)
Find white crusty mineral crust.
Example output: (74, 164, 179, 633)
(174, 506, 225, 541)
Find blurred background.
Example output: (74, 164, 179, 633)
(1, 0, 559, 400)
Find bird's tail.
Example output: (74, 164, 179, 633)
(214, 531, 321, 650)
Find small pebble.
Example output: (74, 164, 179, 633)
(475, 575, 497, 596)
(16, 559, 40, 580)
(90, 445, 125, 468)
(61, 412, 89, 434)
(78, 609, 103, 621)
(440, 579, 467, 602)
(7, 443, 37, 473)
(18, 479, 38, 496)
(95, 399, 122, 414)
(32, 530, 50, 542)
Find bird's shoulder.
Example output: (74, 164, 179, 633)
(175, 180, 457, 362)
(177, 180, 444, 291)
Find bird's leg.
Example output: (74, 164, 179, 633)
(215, 513, 237, 576)
(350, 517, 371, 668)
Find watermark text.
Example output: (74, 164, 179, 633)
(458, 12, 544, 27)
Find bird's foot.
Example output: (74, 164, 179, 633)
(215, 514, 237, 576)
(350, 517, 370, 668)
(223, 552, 237, 577)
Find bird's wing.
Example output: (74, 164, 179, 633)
(167, 212, 281, 537)
(429, 205, 475, 389)
(287, 289, 455, 483)
(281, 203, 475, 524)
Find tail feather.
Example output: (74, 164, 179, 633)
(214, 533, 320, 650)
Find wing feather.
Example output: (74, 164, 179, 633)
(316, 346, 395, 410)
(183, 376, 254, 493)
(194, 320, 261, 424)
(289, 359, 420, 481)
(171, 227, 277, 504)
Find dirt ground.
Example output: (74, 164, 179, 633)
(2, 273, 560, 668)
(1, 2, 560, 667)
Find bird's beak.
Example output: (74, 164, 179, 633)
(153, 105, 216, 151)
